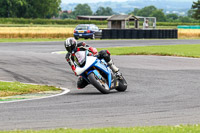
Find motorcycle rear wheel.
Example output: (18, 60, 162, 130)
(88, 73, 110, 94)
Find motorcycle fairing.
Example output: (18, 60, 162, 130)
(75, 56, 96, 76)
(91, 59, 112, 88)
(75, 50, 112, 88)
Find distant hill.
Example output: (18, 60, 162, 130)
(61, 0, 193, 15)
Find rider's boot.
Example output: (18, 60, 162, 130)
(77, 76, 88, 89)
(107, 59, 121, 77)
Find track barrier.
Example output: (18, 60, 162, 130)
(102, 29, 178, 39)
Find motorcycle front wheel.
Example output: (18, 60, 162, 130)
(88, 73, 110, 94)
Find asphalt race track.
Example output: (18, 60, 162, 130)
(0, 39, 200, 130)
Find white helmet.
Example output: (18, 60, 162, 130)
(64, 37, 77, 53)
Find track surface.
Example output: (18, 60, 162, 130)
(0, 39, 200, 130)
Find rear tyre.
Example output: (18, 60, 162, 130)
(88, 73, 110, 94)
(116, 76, 127, 92)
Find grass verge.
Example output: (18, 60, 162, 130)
(58, 44, 200, 58)
(0, 81, 60, 97)
(98, 44, 200, 58)
(0, 125, 200, 133)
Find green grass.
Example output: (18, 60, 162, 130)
(0, 125, 200, 133)
(0, 81, 60, 97)
(97, 44, 200, 58)
(58, 44, 200, 58)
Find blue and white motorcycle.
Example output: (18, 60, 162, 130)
(74, 50, 127, 94)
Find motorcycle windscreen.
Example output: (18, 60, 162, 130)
(74, 51, 86, 67)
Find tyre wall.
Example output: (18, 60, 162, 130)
(102, 29, 178, 39)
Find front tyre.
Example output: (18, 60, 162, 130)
(88, 73, 110, 94)
(116, 75, 127, 92)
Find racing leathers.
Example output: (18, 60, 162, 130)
(65, 42, 119, 89)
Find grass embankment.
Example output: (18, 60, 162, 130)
(97, 44, 200, 58)
(58, 44, 200, 58)
(0, 81, 60, 97)
(0, 125, 200, 133)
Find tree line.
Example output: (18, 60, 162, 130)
(0, 0, 61, 18)
(129, 3, 200, 23)
(61, 4, 114, 19)
(61, 1, 200, 23)
(0, 0, 199, 23)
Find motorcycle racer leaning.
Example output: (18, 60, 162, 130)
(64, 37, 121, 89)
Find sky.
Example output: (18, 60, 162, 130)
(61, 0, 128, 4)
(62, 0, 193, 4)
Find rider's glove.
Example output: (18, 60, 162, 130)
(89, 47, 98, 56)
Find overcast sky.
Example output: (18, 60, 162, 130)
(62, 0, 192, 4)
(62, 0, 128, 4)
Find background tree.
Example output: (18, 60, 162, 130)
(0, 0, 61, 18)
(25, 0, 61, 18)
(191, 0, 200, 20)
(178, 16, 194, 23)
(0, 0, 27, 17)
(73, 4, 93, 16)
(60, 13, 68, 19)
(136, 6, 157, 17)
(95, 6, 114, 16)
(166, 13, 178, 21)
(0, 0, 11, 17)
(14, 0, 28, 17)
(130, 8, 140, 16)
(187, 9, 195, 18)
(150, 9, 166, 22)
(130, 6, 166, 22)
(129, 5, 199, 23)
(60, 12, 76, 19)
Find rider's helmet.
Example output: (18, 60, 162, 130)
(64, 37, 77, 53)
